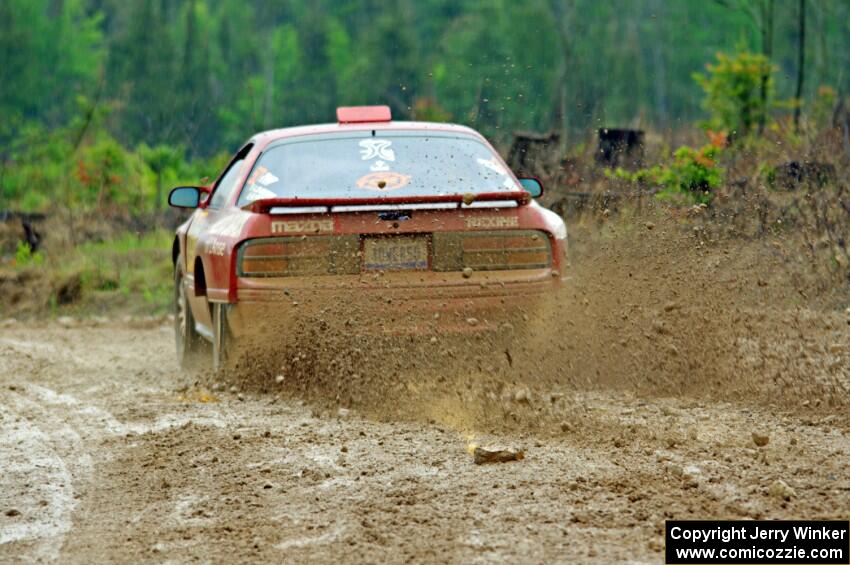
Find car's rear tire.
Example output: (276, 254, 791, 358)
(212, 303, 235, 376)
(175, 257, 204, 369)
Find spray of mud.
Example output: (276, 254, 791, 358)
(207, 209, 850, 437)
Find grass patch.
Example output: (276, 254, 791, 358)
(3, 229, 174, 318)
(70, 230, 174, 314)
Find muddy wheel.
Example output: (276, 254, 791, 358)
(174, 256, 204, 369)
(212, 303, 235, 376)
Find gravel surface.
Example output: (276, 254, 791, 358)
(1, 220, 848, 564)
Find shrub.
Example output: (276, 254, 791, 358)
(74, 135, 143, 211)
(2, 122, 229, 214)
(607, 143, 724, 205)
(693, 50, 774, 137)
(811, 86, 838, 132)
(411, 97, 452, 122)
(14, 240, 44, 267)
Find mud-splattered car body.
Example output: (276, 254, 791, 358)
(169, 106, 567, 370)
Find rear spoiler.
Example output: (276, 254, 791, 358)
(244, 191, 531, 214)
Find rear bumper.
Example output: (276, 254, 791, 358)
(229, 269, 559, 336)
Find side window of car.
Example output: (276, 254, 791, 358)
(208, 144, 253, 209)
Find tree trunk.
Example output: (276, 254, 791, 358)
(549, 0, 573, 145)
(155, 170, 162, 214)
(650, 0, 668, 128)
(759, 0, 775, 134)
(794, 0, 806, 132)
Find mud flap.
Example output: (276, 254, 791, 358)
(212, 303, 233, 376)
(175, 258, 206, 370)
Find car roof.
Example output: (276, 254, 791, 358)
(249, 120, 486, 147)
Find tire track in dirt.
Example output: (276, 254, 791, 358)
(1, 218, 849, 562)
(0, 402, 77, 562)
(0, 336, 102, 563)
(1, 322, 849, 563)
(0, 330, 208, 562)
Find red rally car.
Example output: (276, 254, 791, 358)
(168, 106, 567, 372)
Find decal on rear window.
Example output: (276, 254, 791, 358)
(243, 184, 277, 202)
(243, 165, 281, 201)
(476, 156, 508, 176)
(359, 139, 395, 162)
(360, 139, 395, 172)
(356, 172, 411, 191)
(257, 171, 279, 185)
(236, 132, 520, 205)
(247, 166, 269, 186)
(370, 160, 390, 172)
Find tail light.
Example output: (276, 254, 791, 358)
(238, 236, 359, 277)
(432, 230, 551, 272)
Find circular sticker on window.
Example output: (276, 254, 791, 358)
(356, 172, 411, 191)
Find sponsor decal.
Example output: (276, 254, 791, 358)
(243, 184, 277, 202)
(247, 166, 268, 186)
(503, 177, 520, 189)
(359, 139, 396, 172)
(475, 156, 519, 189)
(206, 237, 226, 256)
(359, 139, 395, 162)
(209, 214, 250, 238)
(257, 171, 279, 185)
(271, 219, 334, 234)
(243, 167, 281, 201)
(356, 172, 411, 191)
(465, 216, 519, 229)
(370, 159, 390, 172)
(476, 156, 508, 176)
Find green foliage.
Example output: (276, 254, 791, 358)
(2, 1, 850, 214)
(15, 241, 44, 267)
(693, 50, 774, 136)
(2, 122, 223, 213)
(353, 2, 419, 118)
(74, 230, 173, 309)
(411, 98, 453, 123)
(811, 86, 838, 131)
(139, 144, 184, 211)
(2, 0, 850, 159)
(756, 162, 776, 186)
(2, 123, 73, 210)
(608, 144, 724, 204)
(435, 0, 559, 139)
(0, 0, 102, 140)
(663, 145, 724, 202)
(21, 229, 174, 314)
(74, 135, 141, 210)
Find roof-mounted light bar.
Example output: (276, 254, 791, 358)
(336, 105, 392, 124)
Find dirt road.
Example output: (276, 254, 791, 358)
(1, 222, 849, 563)
(1, 319, 848, 564)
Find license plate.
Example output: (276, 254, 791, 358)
(363, 236, 428, 271)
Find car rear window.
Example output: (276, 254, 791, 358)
(237, 132, 520, 205)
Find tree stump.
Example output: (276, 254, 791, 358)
(596, 128, 644, 170)
(506, 131, 561, 180)
(773, 161, 836, 191)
